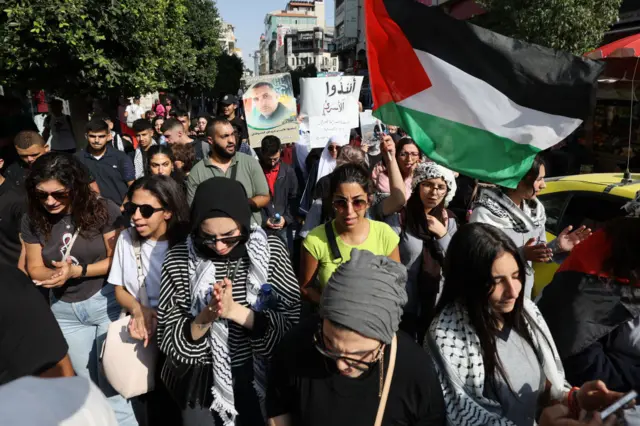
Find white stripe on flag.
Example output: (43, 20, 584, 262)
(398, 49, 583, 149)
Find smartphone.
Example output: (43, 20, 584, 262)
(599, 390, 637, 420)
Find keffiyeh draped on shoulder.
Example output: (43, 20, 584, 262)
(187, 228, 270, 426)
(426, 298, 569, 426)
(473, 187, 545, 234)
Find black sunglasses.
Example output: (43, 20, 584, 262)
(35, 190, 71, 202)
(313, 325, 383, 372)
(199, 231, 245, 247)
(124, 202, 164, 219)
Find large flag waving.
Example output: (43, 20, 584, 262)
(366, 0, 605, 187)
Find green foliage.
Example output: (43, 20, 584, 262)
(168, 0, 222, 96)
(0, 0, 222, 98)
(289, 64, 318, 97)
(212, 53, 244, 97)
(472, 0, 622, 55)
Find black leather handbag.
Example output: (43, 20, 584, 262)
(160, 356, 214, 409)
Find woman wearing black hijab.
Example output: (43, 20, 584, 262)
(157, 177, 301, 426)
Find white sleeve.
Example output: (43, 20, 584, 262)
(107, 232, 127, 286)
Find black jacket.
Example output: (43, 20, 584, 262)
(262, 162, 298, 227)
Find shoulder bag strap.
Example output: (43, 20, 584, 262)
(324, 221, 342, 261)
(374, 334, 398, 426)
(229, 160, 238, 182)
(132, 230, 150, 307)
(62, 227, 81, 261)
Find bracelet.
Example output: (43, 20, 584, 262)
(81, 264, 88, 277)
(567, 386, 581, 419)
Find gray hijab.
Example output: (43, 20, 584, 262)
(321, 249, 408, 344)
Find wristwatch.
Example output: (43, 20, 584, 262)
(80, 264, 88, 277)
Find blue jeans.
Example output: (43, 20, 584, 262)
(51, 285, 138, 426)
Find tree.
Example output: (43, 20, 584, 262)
(0, 0, 222, 140)
(168, 0, 222, 97)
(471, 0, 622, 55)
(212, 53, 244, 97)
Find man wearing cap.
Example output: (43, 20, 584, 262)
(267, 249, 446, 426)
(221, 94, 248, 142)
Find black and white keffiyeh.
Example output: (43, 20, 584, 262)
(411, 162, 458, 207)
(426, 298, 569, 426)
(623, 190, 640, 218)
(473, 187, 546, 234)
(133, 143, 155, 179)
(187, 228, 270, 426)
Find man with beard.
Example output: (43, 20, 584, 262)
(187, 118, 270, 227)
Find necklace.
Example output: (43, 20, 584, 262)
(61, 217, 72, 230)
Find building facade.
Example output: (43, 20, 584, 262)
(272, 27, 339, 72)
(261, 1, 330, 74)
(220, 21, 244, 59)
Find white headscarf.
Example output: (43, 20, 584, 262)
(316, 135, 349, 183)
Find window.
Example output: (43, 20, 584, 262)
(559, 192, 628, 233)
(538, 192, 570, 234)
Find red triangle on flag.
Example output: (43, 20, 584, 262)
(366, 0, 432, 107)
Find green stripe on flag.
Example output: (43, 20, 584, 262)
(374, 102, 540, 188)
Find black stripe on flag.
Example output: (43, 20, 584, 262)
(382, 0, 604, 120)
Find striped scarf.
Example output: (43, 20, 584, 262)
(187, 228, 270, 426)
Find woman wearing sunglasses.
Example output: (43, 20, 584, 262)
(157, 177, 300, 425)
(300, 163, 401, 305)
(21, 152, 137, 425)
(267, 249, 446, 426)
(108, 175, 189, 423)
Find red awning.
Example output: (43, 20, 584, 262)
(586, 33, 640, 59)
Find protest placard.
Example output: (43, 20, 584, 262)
(300, 76, 363, 148)
(360, 110, 386, 147)
(243, 73, 299, 147)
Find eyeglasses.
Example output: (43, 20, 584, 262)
(123, 202, 164, 219)
(399, 152, 420, 158)
(35, 190, 71, 202)
(332, 198, 368, 212)
(328, 146, 340, 153)
(421, 182, 448, 193)
(199, 230, 244, 247)
(313, 326, 383, 372)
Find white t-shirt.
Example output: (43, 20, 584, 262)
(125, 104, 145, 127)
(0, 376, 118, 426)
(107, 230, 169, 308)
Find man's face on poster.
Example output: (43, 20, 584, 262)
(252, 85, 279, 117)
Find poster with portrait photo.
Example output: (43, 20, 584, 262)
(243, 73, 299, 147)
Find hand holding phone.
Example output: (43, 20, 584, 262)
(599, 390, 636, 420)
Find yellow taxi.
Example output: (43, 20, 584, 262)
(532, 173, 640, 297)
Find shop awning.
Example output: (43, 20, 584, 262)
(586, 32, 640, 59)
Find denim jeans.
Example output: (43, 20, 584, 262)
(51, 285, 138, 426)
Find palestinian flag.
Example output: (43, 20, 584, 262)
(366, 0, 605, 188)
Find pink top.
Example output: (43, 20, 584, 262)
(372, 162, 413, 200)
